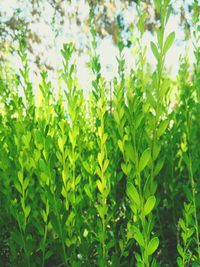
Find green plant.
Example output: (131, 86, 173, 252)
(177, 202, 195, 266)
(0, 2, 200, 267)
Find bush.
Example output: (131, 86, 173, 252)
(0, 1, 199, 266)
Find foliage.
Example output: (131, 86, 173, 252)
(0, 0, 200, 266)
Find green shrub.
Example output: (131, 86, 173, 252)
(0, 0, 199, 266)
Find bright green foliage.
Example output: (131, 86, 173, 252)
(177, 203, 195, 267)
(0, 1, 200, 267)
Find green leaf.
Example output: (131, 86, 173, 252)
(177, 244, 183, 257)
(134, 230, 145, 248)
(23, 177, 29, 191)
(144, 196, 156, 216)
(103, 159, 109, 172)
(102, 133, 108, 144)
(127, 182, 140, 207)
(14, 181, 22, 194)
(97, 180, 104, 194)
(84, 184, 93, 200)
(150, 41, 159, 61)
(58, 137, 63, 152)
(118, 140, 124, 153)
(25, 206, 31, 218)
(50, 213, 60, 236)
(22, 132, 31, 147)
(98, 153, 102, 167)
(152, 72, 158, 91)
(153, 0, 161, 12)
(96, 205, 104, 219)
(157, 27, 163, 49)
(157, 119, 169, 137)
(34, 130, 43, 149)
(125, 142, 136, 164)
(82, 161, 91, 173)
(178, 219, 187, 232)
(39, 158, 49, 177)
(177, 257, 183, 267)
(75, 175, 81, 185)
(188, 228, 194, 238)
(139, 148, 151, 172)
(61, 187, 67, 198)
(121, 162, 127, 175)
(135, 113, 143, 129)
(163, 32, 175, 54)
(179, 218, 186, 232)
(18, 171, 23, 185)
(159, 79, 169, 99)
(45, 250, 54, 260)
(147, 237, 159, 256)
(83, 228, 88, 238)
(164, 0, 171, 8)
(154, 159, 164, 176)
(153, 142, 161, 160)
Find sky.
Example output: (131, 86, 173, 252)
(0, 0, 196, 94)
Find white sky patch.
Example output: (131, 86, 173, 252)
(98, 37, 118, 81)
(0, 0, 18, 16)
(124, 47, 135, 74)
(77, 0, 90, 17)
(76, 54, 91, 93)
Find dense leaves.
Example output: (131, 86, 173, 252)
(0, 0, 199, 266)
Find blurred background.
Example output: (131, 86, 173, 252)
(0, 0, 198, 90)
